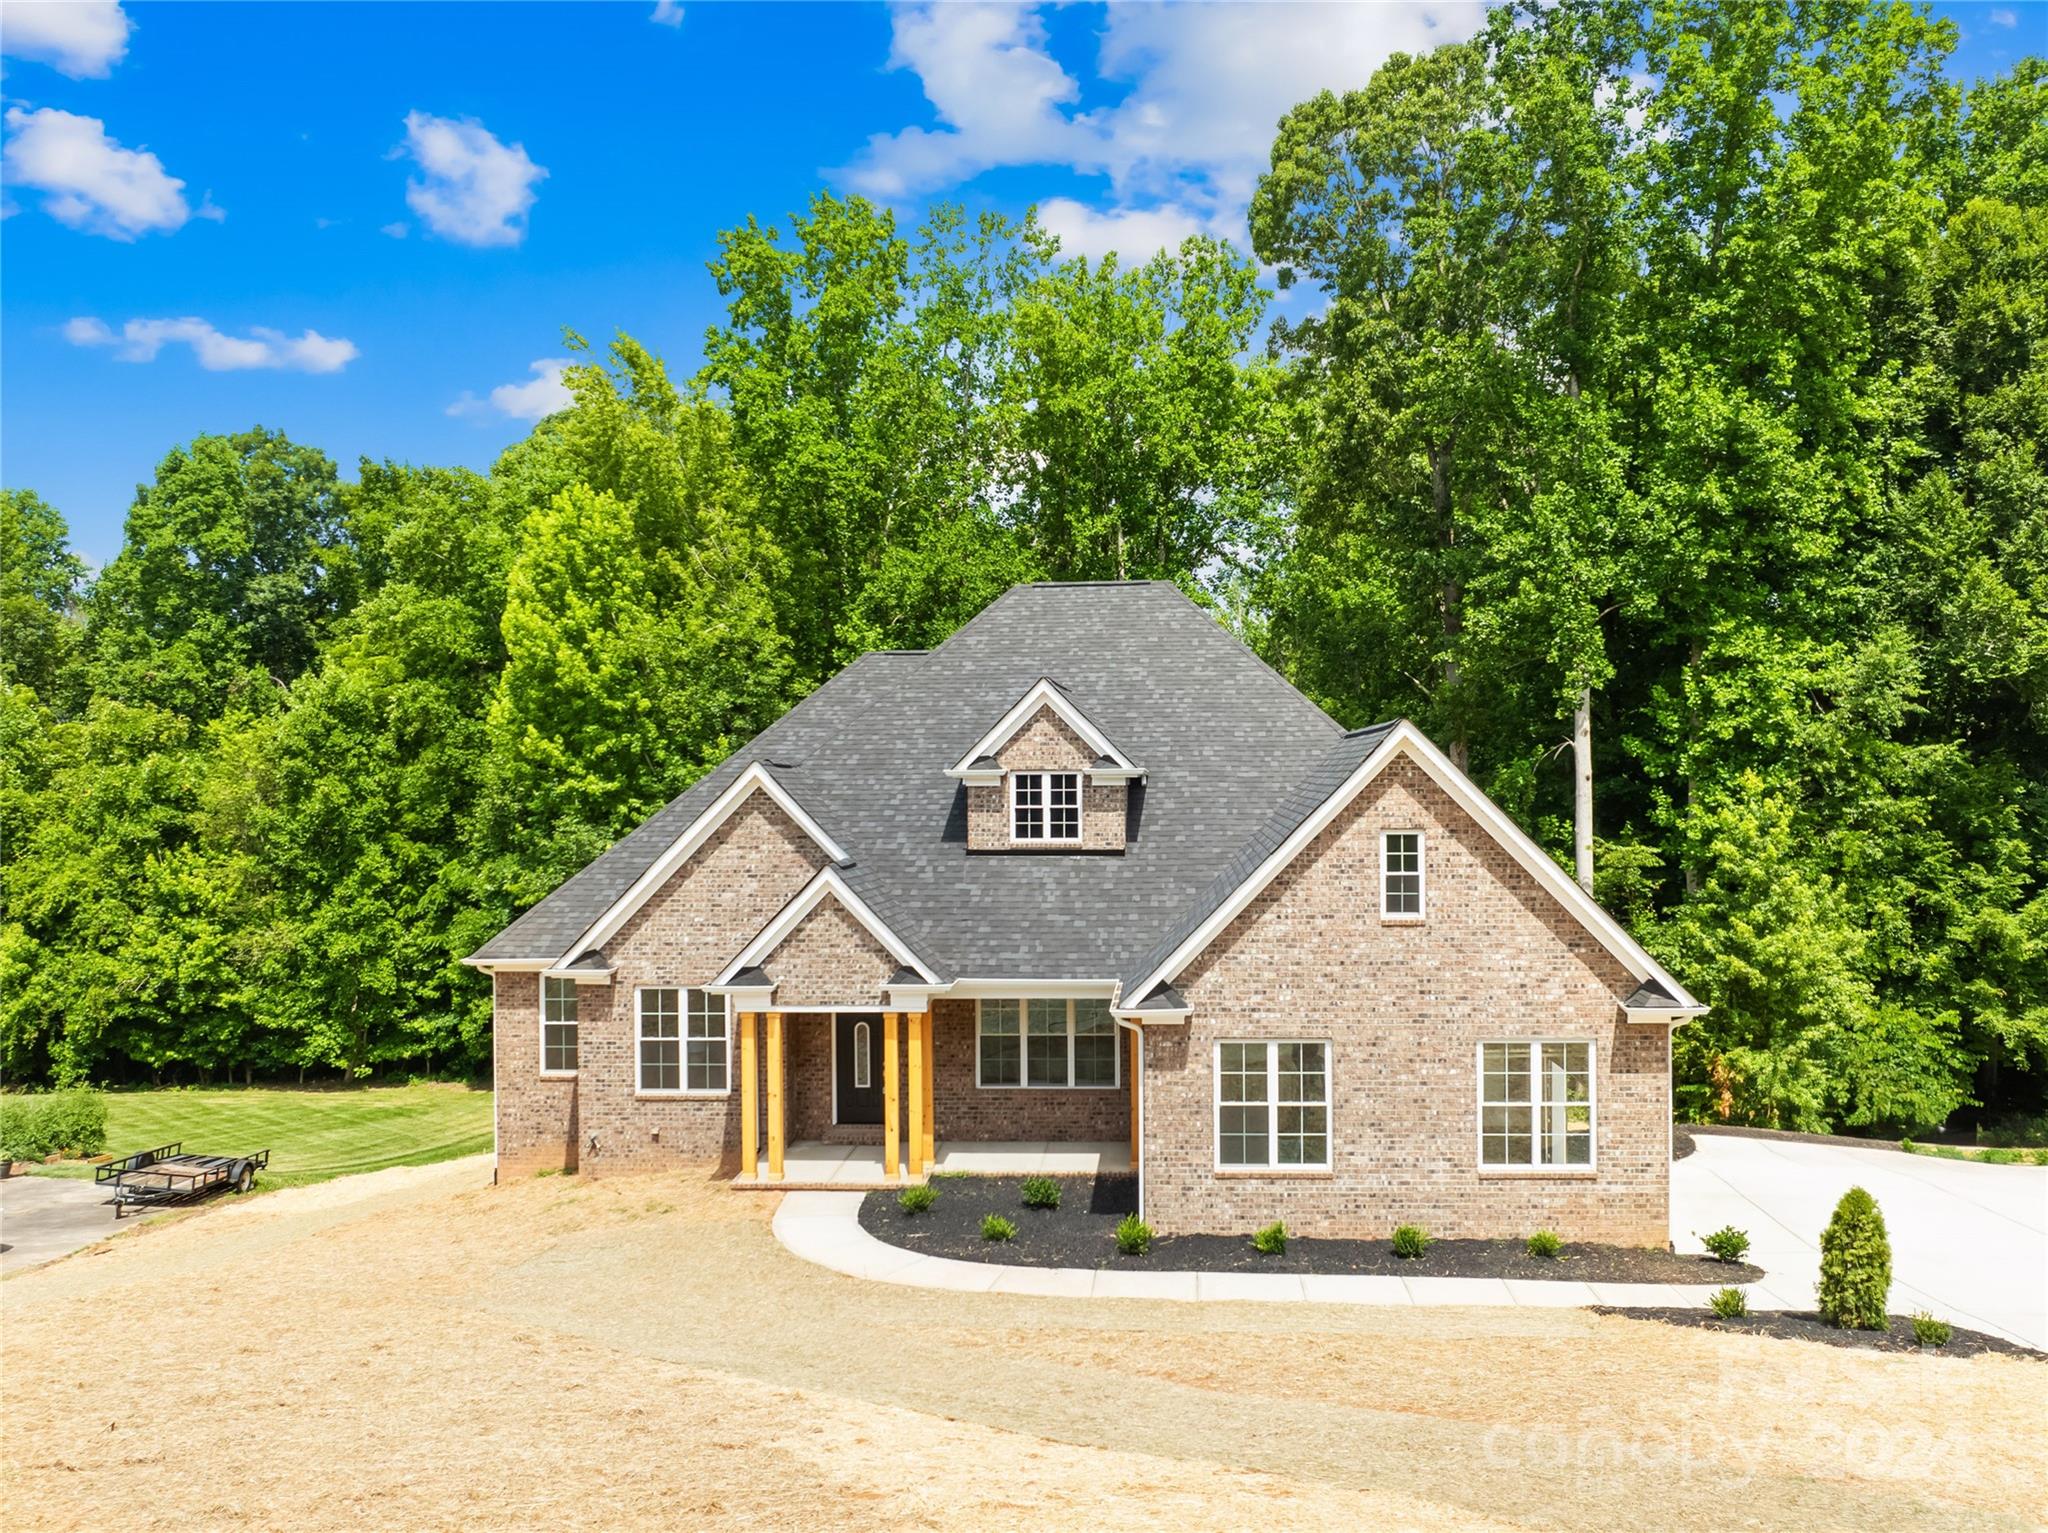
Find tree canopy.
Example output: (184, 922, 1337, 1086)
(1, 0, 2040, 1135)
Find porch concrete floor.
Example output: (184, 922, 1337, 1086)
(745, 1140, 1131, 1188)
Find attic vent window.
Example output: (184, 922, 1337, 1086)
(1012, 771, 1080, 843)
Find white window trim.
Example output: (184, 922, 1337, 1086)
(1380, 828, 1425, 921)
(633, 986, 732, 1099)
(974, 998, 1120, 1089)
(1475, 1038, 1598, 1175)
(1211, 1039, 1334, 1173)
(1008, 770, 1082, 846)
(852, 1019, 873, 1090)
(539, 976, 578, 1079)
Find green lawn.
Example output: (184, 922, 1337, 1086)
(33, 1083, 492, 1189)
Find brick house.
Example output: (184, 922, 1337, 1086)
(466, 582, 1704, 1244)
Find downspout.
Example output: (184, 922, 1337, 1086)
(1115, 1017, 1145, 1222)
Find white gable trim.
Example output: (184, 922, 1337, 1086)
(946, 678, 1143, 779)
(1125, 721, 1705, 1016)
(555, 763, 849, 965)
(715, 866, 941, 986)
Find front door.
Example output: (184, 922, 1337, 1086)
(835, 1013, 883, 1125)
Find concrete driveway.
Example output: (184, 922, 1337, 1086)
(1673, 1130, 2048, 1348)
(0, 1174, 133, 1274)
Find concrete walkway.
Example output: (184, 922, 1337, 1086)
(772, 1191, 1746, 1309)
(1673, 1130, 2047, 1348)
(746, 1139, 1131, 1189)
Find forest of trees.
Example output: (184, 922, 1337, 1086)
(2, 0, 2041, 1134)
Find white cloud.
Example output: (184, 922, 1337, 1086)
(1035, 196, 1213, 264)
(66, 315, 359, 372)
(380, 220, 409, 238)
(842, 2, 1485, 246)
(1988, 6, 2016, 24)
(396, 110, 546, 248)
(448, 358, 574, 423)
(1, 0, 131, 78)
(650, 1, 684, 26)
(841, 4, 1086, 200)
(2, 105, 202, 239)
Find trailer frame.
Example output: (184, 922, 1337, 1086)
(96, 1142, 270, 1217)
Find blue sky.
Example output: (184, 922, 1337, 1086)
(3, 1, 2038, 564)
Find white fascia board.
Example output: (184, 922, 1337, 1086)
(941, 977, 1120, 999)
(555, 763, 849, 966)
(884, 984, 951, 1011)
(1126, 722, 1705, 1015)
(542, 967, 614, 986)
(715, 866, 941, 986)
(1110, 1005, 1190, 1023)
(461, 957, 552, 971)
(946, 678, 1142, 778)
(1624, 1005, 1710, 1027)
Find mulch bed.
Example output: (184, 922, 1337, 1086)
(1594, 1306, 2044, 1360)
(1671, 1126, 1696, 1161)
(860, 1174, 1762, 1281)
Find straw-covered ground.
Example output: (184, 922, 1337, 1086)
(4, 1158, 2041, 1532)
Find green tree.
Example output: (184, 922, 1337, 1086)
(0, 489, 88, 707)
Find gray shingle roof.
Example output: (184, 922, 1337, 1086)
(1116, 722, 1398, 994)
(470, 582, 1371, 985)
(1623, 977, 1679, 1009)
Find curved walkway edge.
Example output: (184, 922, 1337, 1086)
(771, 1191, 1811, 1310)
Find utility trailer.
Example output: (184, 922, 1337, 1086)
(96, 1142, 269, 1217)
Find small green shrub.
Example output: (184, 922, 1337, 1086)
(897, 1184, 938, 1215)
(1114, 1214, 1153, 1256)
(1911, 1311, 1953, 1348)
(1390, 1223, 1430, 1259)
(1020, 1175, 1062, 1210)
(0, 1089, 109, 1163)
(1526, 1230, 1562, 1260)
(1699, 1225, 1751, 1263)
(980, 1213, 1017, 1242)
(1817, 1186, 1891, 1331)
(1251, 1220, 1288, 1255)
(1709, 1287, 1748, 1319)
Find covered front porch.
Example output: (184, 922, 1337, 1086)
(742, 1139, 1132, 1189)
(730, 1006, 1140, 1187)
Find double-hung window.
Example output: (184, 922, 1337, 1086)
(541, 977, 578, 1075)
(1011, 771, 1080, 843)
(1216, 1041, 1330, 1169)
(1480, 1041, 1592, 1168)
(638, 987, 728, 1094)
(978, 998, 1118, 1087)
(1382, 830, 1424, 918)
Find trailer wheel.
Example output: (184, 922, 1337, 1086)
(232, 1160, 256, 1194)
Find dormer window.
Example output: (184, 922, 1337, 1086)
(1012, 771, 1081, 843)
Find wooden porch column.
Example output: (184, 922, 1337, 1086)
(906, 1011, 926, 1180)
(883, 1011, 901, 1179)
(919, 1012, 936, 1165)
(765, 1011, 785, 1181)
(739, 1012, 759, 1181)
(1128, 1027, 1141, 1171)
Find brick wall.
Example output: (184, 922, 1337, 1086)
(966, 706, 1126, 852)
(763, 896, 900, 1007)
(491, 791, 830, 1177)
(932, 999, 1131, 1142)
(1142, 755, 1672, 1245)
(493, 971, 577, 1176)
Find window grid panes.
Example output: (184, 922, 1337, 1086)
(977, 999, 1119, 1089)
(1480, 1041, 1592, 1167)
(1011, 772, 1081, 843)
(1383, 830, 1423, 916)
(685, 989, 728, 1092)
(542, 976, 578, 1073)
(978, 999, 1021, 1086)
(1026, 998, 1068, 1085)
(638, 988, 681, 1092)
(1215, 1041, 1330, 1169)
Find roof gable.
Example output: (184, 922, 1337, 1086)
(947, 677, 1143, 782)
(1122, 721, 1704, 1016)
(715, 866, 942, 986)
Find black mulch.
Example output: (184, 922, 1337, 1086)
(1593, 1306, 2045, 1360)
(860, 1174, 1763, 1281)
